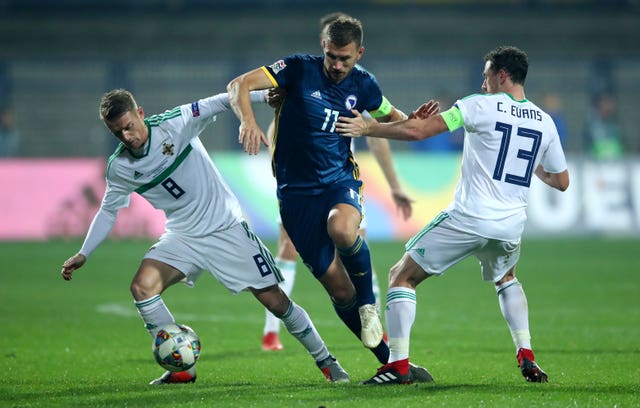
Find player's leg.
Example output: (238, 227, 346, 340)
(359, 224, 387, 342)
(262, 224, 298, 351)
(253, 285, 349, 382)
(139, 235, 204, 385)
(364, 212, 471, 385)
(280, 191, 383, 356)
(316, 255, 388, 364)
(327, 202, 382, 349)
(328, 203, 376, 306)
(484, 242, 548, 383)
(130, 258, 185, 339)
(206, 221, 348, 382)
(363, 253, 431, 385)
(359, 225, 382, 314)
(131, 261, 198, 385)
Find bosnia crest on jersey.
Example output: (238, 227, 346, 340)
(345, 95, 357, 110)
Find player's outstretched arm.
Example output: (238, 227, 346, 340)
(227, 68, 274, 155)
(409, 100, 440, 119)
(60, 207, 117, 281)
(337, 108, 448, 141)
(61, 253, 87, 281)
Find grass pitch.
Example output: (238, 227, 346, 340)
(1, 238, 638, 407)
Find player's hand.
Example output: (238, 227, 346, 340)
(266, 88, 286, 109)
(391, 188, 414, 220)
(61, 253, 87, 281)
(238, 121, 269, 155)
(336, 109, 374, 137)
(409, 100, 440, 120)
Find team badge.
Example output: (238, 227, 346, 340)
(270, 59, 287, 74)
(162, 143, 175, 156)
(191, 101, 200, 117)
(345, 95, 357, 110)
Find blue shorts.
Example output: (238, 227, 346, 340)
(279, 180, 363, 279)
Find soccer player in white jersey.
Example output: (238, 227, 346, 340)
(260, 11, 414, 353)
(337, 45, 570, 384)
(60, 89, 350, 385)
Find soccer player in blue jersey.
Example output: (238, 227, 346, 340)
(259, 11, 414, 353)
(227, 16, 434, 381)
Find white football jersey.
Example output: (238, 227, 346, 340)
(447, 92, 567, 241)
(102, 94, 243, 237)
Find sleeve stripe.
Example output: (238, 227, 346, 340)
(261, 66, 279, 87)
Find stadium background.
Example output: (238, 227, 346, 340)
(1, 0, 639, 241)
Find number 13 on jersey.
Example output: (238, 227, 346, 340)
(492, 121, 541, 188)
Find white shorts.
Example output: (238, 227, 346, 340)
(144, 221, 282, 294)
(406, 212, 521, 282)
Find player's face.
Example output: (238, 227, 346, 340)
(322, 40, 363, 83)
(481, 61, 500, 94)
(105, 107, 148, 150)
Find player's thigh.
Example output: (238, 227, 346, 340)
(199, 221, 283, 294)
(406, 212, 485, 276)
(475, 239, 521, 282)
(130, 258, 185, 300)
(143, 232, 203, 288)
(280, 194, 334, 279)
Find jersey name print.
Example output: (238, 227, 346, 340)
(496, 101, 543, 121)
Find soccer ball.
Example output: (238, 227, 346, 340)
(152, 323, 201, 372)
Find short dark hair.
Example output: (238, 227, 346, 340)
(99, 89, 138, 122)
(484, 46, 528, 85)
(320, 11, 348, 30)
(325, 16, 363, 48)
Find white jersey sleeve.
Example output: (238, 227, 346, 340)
(78, 207, 117, 257)
(448, 92, 567, 241)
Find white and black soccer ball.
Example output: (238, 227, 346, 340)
(152, 324, 201, 372)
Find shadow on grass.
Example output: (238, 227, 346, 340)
(0, 379, 640, 406)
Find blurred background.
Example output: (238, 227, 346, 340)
(1, 0, 639, 241)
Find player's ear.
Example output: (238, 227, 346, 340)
(137, 107, 144, 119)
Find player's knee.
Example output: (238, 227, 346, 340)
(327, 212, 359, 248)
(257, 286, 290, 316)
(130, 275, 162, 301)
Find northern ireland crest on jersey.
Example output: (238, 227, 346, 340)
(162, 143, 175, 156)
(345, 95, 357, 110)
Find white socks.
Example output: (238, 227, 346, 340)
(263, 258, 296, 334)
(496, 278, 532, 350)
(134, 294, 175, 338)
(280, 301, 329, 362)
(385, 287, 417, 363)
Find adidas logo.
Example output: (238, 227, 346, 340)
(416, 248, 425, 257)
(311, 90, 322, 99)
(134, 171, 144, 180)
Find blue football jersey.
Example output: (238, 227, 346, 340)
(262, 54, 385, 195)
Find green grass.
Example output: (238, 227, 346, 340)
(1, 238, 639, 407)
